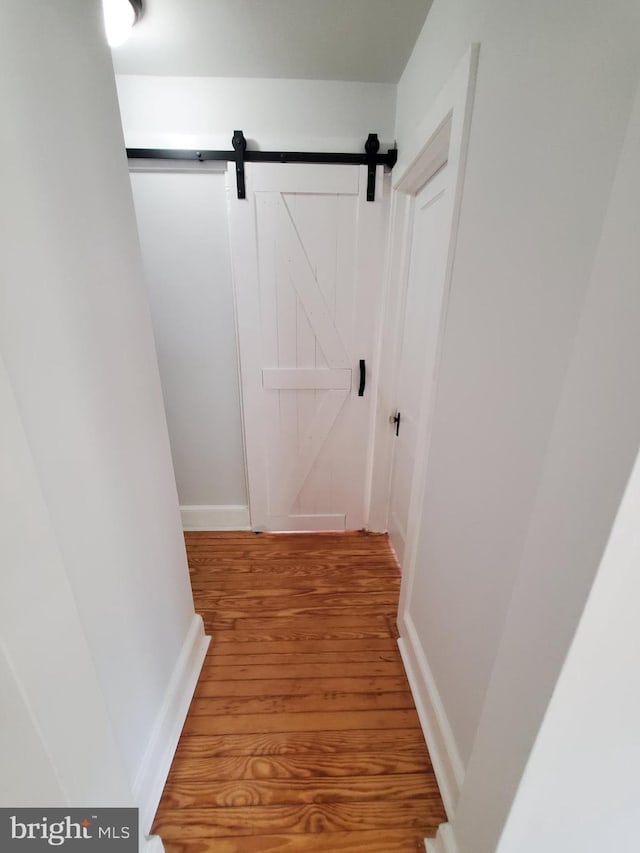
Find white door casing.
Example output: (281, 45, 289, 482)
(228, 163, 386, 532)
(369, 46, 479, 827)
(388, 166, 449, 564)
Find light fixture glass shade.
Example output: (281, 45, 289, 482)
(103, 0, 137, 47)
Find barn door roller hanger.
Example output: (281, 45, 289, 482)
(127, 131, 398, 202)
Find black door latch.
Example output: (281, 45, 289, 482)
(390, 411, 401, 436)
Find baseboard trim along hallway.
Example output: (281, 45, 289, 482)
(134, 613, 211, 835)
(397, 612, 465, 819)
(151, 530, 447, 851)
(180, 505, 251, 531)
(425, 822, 459, 853)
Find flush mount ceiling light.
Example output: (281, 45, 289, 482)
(102, 0, 143, 48)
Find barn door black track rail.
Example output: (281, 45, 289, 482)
(127, 131, 398, 202)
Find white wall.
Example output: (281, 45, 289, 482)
(453, 67, 640, 853)
(0, 644, 66, 805)
(0, 355, 132, 807)
(497, 448, 640, 853)
(115, 74, 397, 152)
(0, 0, 206, 831)
(0, 647, 65, 807)
(392, 0, 640, 850)
(396, 0, 640, 770)
(130, 169, 248, 527)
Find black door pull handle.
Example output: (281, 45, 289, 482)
(390, 411, 401, 436)
(358, 360, 366, 396)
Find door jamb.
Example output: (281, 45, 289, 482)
(368, 44, 479, 539)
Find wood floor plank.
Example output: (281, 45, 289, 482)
(195, 592, 399, 610)
(206, 638, 400, 654)
(159, 773, 438, 808)
(196, 661, 406, 681)
(200, 617, 237, 631)
(154, 532, 444, 853)
(188, 691, 415, 716)
(191, 576, 400, 592)
(165, 751, 432, 782)
(201, 650, 401, 666)
(153, 800, 442, 837)
(182, 708, 421, 736)
(189, 560, 397, 570)
(173, 729, 430, 757)
(188, 560, 401, 574)
(220, 615, 396, 631)
(186, 546, 394, 558)
(202, 621, 397, 638)
(161, 829, 426, 853)
(201, 605, 399, 620)
(211, 628, 397, 642)
(192, 676, 410, 698)
(221, 613, 394, 626)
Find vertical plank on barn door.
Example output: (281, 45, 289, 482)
(290, 194, 320, 515)
(255, 192, 281, 521)
(228, 162, 386, 532)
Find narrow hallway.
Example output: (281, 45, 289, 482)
(152, 531, 445, 851)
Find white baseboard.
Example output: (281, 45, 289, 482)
(397, 610, 465, 819)
(425, 823, 459, 853)
(133, 613, 210, 834)
(142, 834, 166, 853)
(180, 504, 250, 531)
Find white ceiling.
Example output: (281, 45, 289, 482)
(111, 0, 432, 83)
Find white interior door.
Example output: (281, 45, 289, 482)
(388, 167, 449, 563)
(228, 163, 385, 532)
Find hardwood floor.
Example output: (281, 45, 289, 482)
(153, 531, 445, 852)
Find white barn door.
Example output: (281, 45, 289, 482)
(228, 163, 385, 531)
